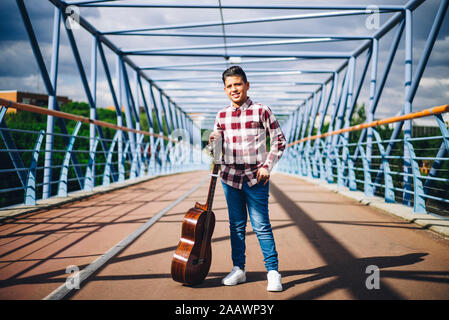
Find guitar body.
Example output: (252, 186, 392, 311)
(171, 162, 219, 285)
(171, 204, 216, 285)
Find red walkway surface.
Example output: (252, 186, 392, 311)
(0, 171, 448, 300)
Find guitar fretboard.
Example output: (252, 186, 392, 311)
(206, 163, 219, 213)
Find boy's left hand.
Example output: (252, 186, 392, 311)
(256, 167, 270, 185)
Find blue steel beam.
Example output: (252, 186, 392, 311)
(122, 38, 344, 54)
(119, 57, 139, 169)
(120, 58, 140, 124)
(137, 75, 154, 130)
(151, 71, 330, 81)
(69, 0, 116, 5)
(144, 68, 336, 73)
(159, 92, 172, 135)
(402, 8, 414, 206)
(140, 58, 299, 70)
(165, 98, 176, 135)
(149, 85, 164, 134)
(124, 51, 352, 59)
(344, 49, 373, 133)
(102, 10, 395, 35)
(113, 31, 373, 40)
(86, 35, 98, 192)
(97, 41, 122, 118)
(76, 3, 406, 10)
(43, 6, 61, 199)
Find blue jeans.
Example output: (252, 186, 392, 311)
(221, 180, 278, 272)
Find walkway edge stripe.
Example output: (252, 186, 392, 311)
(43, 176, 209, 300)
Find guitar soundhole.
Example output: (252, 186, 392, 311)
(193, 258, 206, 265)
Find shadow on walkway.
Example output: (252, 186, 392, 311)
(269, 181, 439, 300)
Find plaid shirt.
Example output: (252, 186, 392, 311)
(209, 98, 286, 189)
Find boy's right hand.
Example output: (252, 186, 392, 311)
(209, 131, 221, 144)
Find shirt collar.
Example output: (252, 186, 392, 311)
(231, 97, 252, 112)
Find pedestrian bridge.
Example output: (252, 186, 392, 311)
(0, 0, 449, 300)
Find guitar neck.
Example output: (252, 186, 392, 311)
(206, 163, 219, 212)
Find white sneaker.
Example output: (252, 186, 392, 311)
(267, 270, 283, 292)
(222, 266, 246, 286)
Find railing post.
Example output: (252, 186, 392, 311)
(103, 131, 119, 187)
(372, 129, 395, 203)
(25, 130, 45, 205)
(342, 135, 357, 191)
(143, 142, 150, 175)
(123, 141, 130, 178)
(325, 144, 334, 184)
(424, 114, 449, 194)
(85, 137, 99, 191)
(317, 140, 326, 181)
(434, 114, 449, 153)
(58, 122, 82, 197)
(336, 145, 345, 187)
(359, 144, 374, 197)
(404, 138, 426, 213)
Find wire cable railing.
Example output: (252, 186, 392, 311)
(0, 98, 208, 208)
(277, 104, 449, 216)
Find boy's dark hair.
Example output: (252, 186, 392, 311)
(222, 65, 247, 84)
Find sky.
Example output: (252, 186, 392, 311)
(0, 0, 448, 128)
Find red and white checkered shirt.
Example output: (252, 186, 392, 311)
(209, 98, 286, 189)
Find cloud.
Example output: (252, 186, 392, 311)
(0, 0, 52, 43)
(0, 40, 37, 77)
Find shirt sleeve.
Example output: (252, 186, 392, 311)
(261, 106, 286, 172)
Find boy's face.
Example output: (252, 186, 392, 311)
(223, 75, 250, 107)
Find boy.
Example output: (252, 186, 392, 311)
(208, 66, 286, 291)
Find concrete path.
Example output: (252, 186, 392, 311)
(0, 171, 448, 300)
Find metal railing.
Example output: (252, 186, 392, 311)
(277, 104, 449, 216)
(0, 98, 208, 208)
(4, 0, 448, 218)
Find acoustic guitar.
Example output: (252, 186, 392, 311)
(171, 162, 219, 285)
